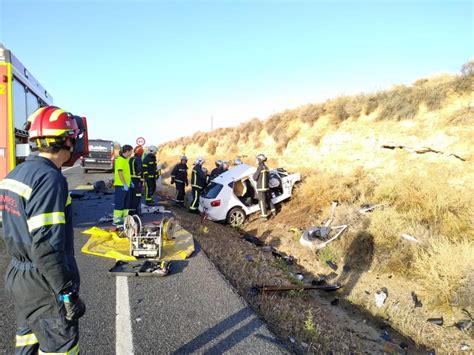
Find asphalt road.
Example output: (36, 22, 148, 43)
(0, 165, 287, 354)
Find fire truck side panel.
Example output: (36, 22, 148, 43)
(0, 62, 14, 179)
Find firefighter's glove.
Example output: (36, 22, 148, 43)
(170, 178, 175, 185)
(185, 181, 189, 186)
(123, 184, 129, 192)
(59, 292, 86, 321)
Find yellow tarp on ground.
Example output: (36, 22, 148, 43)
(81, 226, 194, 261)
(74, 185, 95, 190)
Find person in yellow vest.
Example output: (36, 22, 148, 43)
(113, 145, 133, 225)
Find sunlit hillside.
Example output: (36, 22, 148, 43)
(158, 69, 473, 351)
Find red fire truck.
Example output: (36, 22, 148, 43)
(0, 44, 55, 179)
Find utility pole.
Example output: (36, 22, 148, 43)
(211, 115, 214, 131)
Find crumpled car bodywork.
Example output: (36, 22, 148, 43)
(199, 164, 301, 226)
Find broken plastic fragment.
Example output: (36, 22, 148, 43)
(326, 260, 338, 271)
(427, 317, 444, 326)
(411, 291, 423, 308)
(375, 290, 387, 307)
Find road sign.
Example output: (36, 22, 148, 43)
(136, 137, 146, 146)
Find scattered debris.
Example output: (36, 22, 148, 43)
(245, 255, 254, 262)
(136, 317, 142, 322)
(271, 250, 295, 265)
(331, 298, 340, 306)
(311, 277, 326, 286)
(427, 317, 444, 326)
(460, 343, 471, 351)
(375, 289, 388, 308)
(325, 272, 338, 280)
(342, 265, 351, 273)
(300, 342, 309, 349)
(326, 260, 338, 271)
(300, 201, 348, 251)
(93, 180, 107, 193)
(70, 190, 86, 199)
(358, 203, 385, 214)
(289, 337, 296, 344)
(108, 260, 171, 277)
(243, 234, 265, 247)
(455, 309, 473, 331)
(381, 143, 466, 161)
(98, 214, 113, 224)
(400, 233, 421, 243)
(294, 273, 304, 281)
(411, 291, 423, 308)
(400, 342, 409, 350)
(251, 283, 342, 294)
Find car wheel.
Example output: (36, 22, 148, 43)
(226, 207, 246, 228)
(83, 169, 88, 174)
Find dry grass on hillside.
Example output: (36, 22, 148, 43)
(158, 71, 474, 314)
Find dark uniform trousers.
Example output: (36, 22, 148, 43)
(130, 177, 142, 215)
(257, 190, 275, 218)
(175, 181, 186, 204)
(190, 187, 202, 211)
(7, 259, 79, 354)
(145, 178, 156, 204)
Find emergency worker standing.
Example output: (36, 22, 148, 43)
(209, 160, 223, 181)
(189, 157, 206, 213)
(170, 155, 188, 206)
(143, 145, 158, 206)
(129, 146, 144, 215)
(113, 145, 133, 225)
(0, 106, 86, 354)
(253, 153, 276, 219)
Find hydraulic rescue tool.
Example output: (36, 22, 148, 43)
(123, 214, 176, 258)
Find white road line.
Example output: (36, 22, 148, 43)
(62, 164, 80, 172)
(116, 276, 134, 355)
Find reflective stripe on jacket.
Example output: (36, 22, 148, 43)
(253, 163, 269, 191)
(0, 155, 79, 293)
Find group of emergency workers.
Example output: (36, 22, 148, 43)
(0, 104, 276, 354)
(113, 144, 161, 225)
(169, 153, 274, 220)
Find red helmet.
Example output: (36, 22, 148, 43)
(27, 106, 79, 141)
(134, 146, 144, 156)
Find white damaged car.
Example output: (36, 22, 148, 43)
(199, 164, 301, 227)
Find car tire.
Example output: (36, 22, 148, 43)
(226, 207, 246, 228)
(83, 169, 88, 174)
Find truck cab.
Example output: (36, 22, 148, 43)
(81, 139, 115, 173)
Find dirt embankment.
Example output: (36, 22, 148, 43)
(156, 72, 473, 352)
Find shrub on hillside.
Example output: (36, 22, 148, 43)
(326, 96, 350, 123)
(207, 139, 218, 155)
(298, 104, 326, 124)
(364, 95, 379, 115)
(377, 85, 422, 120)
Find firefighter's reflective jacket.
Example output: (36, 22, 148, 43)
(0, 155, 79, 294)
(191, 164, 206, 190)
(130, 156, 143, 181)
(142, 153, 157, 180)
(253, 162, 269, 192)
(171, 163, 188, 185)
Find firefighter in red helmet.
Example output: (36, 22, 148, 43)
(0, 106, 86, 354)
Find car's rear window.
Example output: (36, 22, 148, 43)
(203, 182, 223, 199)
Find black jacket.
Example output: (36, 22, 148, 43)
(129, 156, 143, 181)
(142, 153, 157, 179)
(253, 162, 269, 192)
(191, 164, 207, 190)
(171, 162, 188, 185)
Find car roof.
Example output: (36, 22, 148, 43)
(213, 164, 256, 184)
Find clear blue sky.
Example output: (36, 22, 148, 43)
(1, 0, 472, 146)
